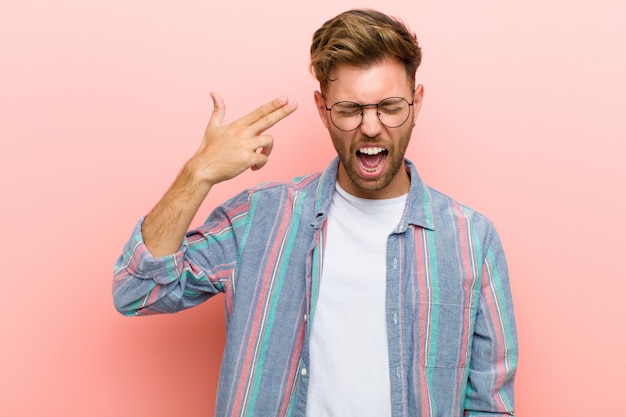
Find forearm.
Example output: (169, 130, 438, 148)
(142, 161, 213, 258)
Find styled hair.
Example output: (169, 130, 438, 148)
(310, 9, 422, 91)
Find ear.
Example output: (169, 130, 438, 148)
(413, 84, 424, 112)
(313, 90, 330, 129)
(412, 84, 425, 123)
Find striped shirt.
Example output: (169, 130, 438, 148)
(113, 158, 517, 417)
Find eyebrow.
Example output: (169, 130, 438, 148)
(334, 97, 407, 106)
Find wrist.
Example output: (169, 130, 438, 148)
(179, 157, 216, 192)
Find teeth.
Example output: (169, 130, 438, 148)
(358, 147, 385, 155)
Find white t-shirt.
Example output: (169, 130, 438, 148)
(305, 184, 407, 417)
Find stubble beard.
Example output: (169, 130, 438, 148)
(332, 130, 411, 194)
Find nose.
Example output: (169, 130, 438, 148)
(359, 106, 384, 137)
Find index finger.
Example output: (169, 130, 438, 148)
(239, 96, 298, 133)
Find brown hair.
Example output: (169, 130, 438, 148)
(310, 9, 422, 91)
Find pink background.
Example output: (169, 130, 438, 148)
(1, 1, 625, 416)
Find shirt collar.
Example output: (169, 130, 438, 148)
(311, 157, 434, 231)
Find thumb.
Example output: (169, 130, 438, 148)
(207, 92, 225, 127)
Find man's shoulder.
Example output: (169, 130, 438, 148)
(425, 185, 494, 228)
(247, 171, 323, 194)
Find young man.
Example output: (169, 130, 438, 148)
(114, 9, 517, 417)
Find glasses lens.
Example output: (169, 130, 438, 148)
(377, 98, 410, 128)
(330, 101, 363, 131)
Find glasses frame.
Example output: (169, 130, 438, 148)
(323, 96, 414, 132)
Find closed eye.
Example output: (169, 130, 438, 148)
(379, 105, 403, 114)
(334, 103, 362, 117)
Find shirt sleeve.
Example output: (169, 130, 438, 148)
(464, 224, 518, 416)
(112, 191, 250, 316)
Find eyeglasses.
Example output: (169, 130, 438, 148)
(323, 96, 414, 132)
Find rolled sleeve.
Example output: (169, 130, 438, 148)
(112, 217, 230, 316)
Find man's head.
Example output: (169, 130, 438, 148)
(310, 9, 422, 92)
(310, 9, 424, 199)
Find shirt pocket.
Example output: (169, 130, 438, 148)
(415, 287, 477, 369)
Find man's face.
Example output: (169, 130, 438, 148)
(314, 58, 424, 199)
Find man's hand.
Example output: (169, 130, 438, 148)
(186, 92, 298, 187)
(142, 93, 297, 258)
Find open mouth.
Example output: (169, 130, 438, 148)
(357, 146, 388, 173)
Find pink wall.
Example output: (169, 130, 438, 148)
(1, 1, 625, 416)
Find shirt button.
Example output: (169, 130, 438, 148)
(393, 312, 398, 325)
(303, 314, 308, 322)
(301, 368, 307, 376)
